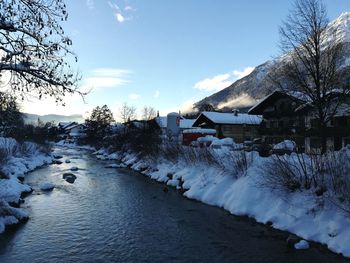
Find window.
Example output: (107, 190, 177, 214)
(337, 117, 347, 127)
(310, 138, 322, 148)
(280, 102, 285, 111)
(310, 119, 319, 128)
(270, 121, 277, 128)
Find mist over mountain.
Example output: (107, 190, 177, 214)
(194, 12, 350, 112)
(23, 113, 84, 124)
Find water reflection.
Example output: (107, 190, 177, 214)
(0, 147, 348, 263)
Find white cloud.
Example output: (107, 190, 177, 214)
(21, 93, 89, 116)
(153, 90, 160, 98)
(194, 73, 233, 92)
(108, 1, 135, 23)
(129, 93, 140, 100)
(160, 99, 195, 116)
(116, 13, 125, 23)
(194, 67, 255, 92)
(82, 68, 131, 90)
(86, 0, 94, 9)
(232, 67, 255, 79)
(124, 6, 133, 11)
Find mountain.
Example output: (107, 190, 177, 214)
(194, 12, 350, 112)
(23, 113, 84, 124)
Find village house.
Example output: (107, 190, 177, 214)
(248, 90, 306, 150)
(297, 97, 350, 152)
(248, 90, 350, 152)
(192, 111, 262, 143)
(58, 122, 86, 139)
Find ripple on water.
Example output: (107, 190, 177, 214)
(0, 147, 348, 263)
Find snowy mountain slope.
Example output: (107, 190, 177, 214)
(194, 12, 350, 112)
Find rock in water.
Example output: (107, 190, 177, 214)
(65, 159, 71, 163)
(63, 173, 77, 184)
(40, 183, 55, 191)
(53, 154, 63, 159)
(70, 166, 79, 171)
(294, 240, 310, 250)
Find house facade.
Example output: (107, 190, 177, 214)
(248, 90, 350, 152)
(248, 91, 306, 150)
(301, 101, 350, 152)
(192, 111, 262, 143)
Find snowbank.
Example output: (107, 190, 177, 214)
(96, 146, 350, 258)
(0, 137, 52, 233)
(273, 140, 296, 151)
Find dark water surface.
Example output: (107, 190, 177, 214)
(0, 147, 348, 263)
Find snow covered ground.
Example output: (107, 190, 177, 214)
(0, 138, 53, 233)
(94, 145, 350, 258)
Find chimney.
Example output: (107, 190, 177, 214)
(232, 109, 239, 116)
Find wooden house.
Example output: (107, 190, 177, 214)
(298, 99, 350, 152)
(248, 90, 306, 149)
(192, 111, 262, 143)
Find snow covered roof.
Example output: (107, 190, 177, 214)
(197, 111, 262, 125)
(180, 119, 196, 129)
(183, 128, 216, 134)
(65, 123, 86, 131)
(58, 122, 76, 129)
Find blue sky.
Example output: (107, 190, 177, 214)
(22, 0, 349, 120)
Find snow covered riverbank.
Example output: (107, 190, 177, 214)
(0, 138, 53, 233)
(94, 146, 350, 258)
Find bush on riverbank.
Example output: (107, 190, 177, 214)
(259, 148, 350, 215)
(0, 137, 51, 178)
(105, 122, 161, 157)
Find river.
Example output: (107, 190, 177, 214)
(0, 147, 348, 262)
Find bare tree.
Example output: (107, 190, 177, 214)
(141, 106, 156, 121)
(0, 0, 81, 103)
(273, 0, 350, 153)
(119, 103, 137, 123)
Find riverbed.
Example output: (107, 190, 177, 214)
(0, 147, 348, 262)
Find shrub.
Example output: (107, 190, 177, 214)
(259, 153, 311, 192)
(223, 151, 253, 178)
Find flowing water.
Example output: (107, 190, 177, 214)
(0, 147, 348, 262)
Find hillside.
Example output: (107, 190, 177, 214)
(194, 12, 350, 112)
(23, 113, 84, 124)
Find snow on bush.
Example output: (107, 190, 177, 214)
(273, 140, 296, 151)
(0, 137, 53, 233)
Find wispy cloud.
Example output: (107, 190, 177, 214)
(153, 90, 160, 98)
(82, 68, 132, 90)
(194, 73, 233, 92)
(86, 0, 94, 10)
(194, 67, 255, 92)
(129, 93, 141, 100)
(108, 1, 135, 23)
(233, 67, 255, 79)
